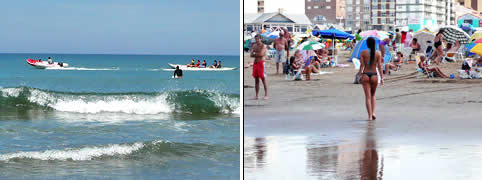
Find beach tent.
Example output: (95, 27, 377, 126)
(413, 31, 435, 54)
(349, 36, 381, 61)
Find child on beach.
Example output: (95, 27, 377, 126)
(358, 37, 384, 120)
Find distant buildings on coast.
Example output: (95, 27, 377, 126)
(244, 0, 481, 32)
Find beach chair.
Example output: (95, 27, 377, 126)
(415, 54, 434, 78)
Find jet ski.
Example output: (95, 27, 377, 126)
(27, 59, 69, 69)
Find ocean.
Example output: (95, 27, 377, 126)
(0, 53, 240, 179)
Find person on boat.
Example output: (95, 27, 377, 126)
(358, 37, 384, 120)
(173, 66, 183, 78)
(194, 60, 201, 68)
(210, 60, 218, 68)
(201, 60, 207, 68)
(187, 59, 195, 67)
(48, 57, 53, 64)
(217, 61, 222, 68)
(38, 58, 42, 62)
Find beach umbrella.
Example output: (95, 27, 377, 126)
(474, 38, 482, 44)
(439, 26, 470, 44)
(466, 42, 477, 56)
(413, 31, 435, 53)
(297, 40, 325, 50)
(360, 30, 389, 40)
(470, 31, 482, 42)
(469, 43, 482, 56)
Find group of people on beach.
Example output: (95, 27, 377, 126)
(187, 59, 222, 68)
(247, 25, 482, 120)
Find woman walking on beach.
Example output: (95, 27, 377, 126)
(432, 29, 444, 65)
(358, 37, 384, 120)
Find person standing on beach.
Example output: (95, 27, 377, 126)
(379, 35, 392, 63)
(358, 37, 384, 120)
(273, 32, 288, 74)
(395, 29, 402, 52)
(251, 34, 268, 100)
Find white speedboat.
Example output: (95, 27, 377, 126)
(168, 63, 236, 71)
(27, 59, 69, 69)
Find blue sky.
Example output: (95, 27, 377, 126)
(0, 0, 239, 55)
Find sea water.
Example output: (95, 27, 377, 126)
(0, 53, 240, 179)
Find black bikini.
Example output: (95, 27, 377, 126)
(434, 41, 442, 48)
(363, 72, 377, 78)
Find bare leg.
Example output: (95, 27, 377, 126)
(361, 75, 373, 120)
(254, 78, 260, 100)
(435, 68, 448, 78)
(435, 47, 443, 65)
(369, 75, 378, 120)
(305, 66, 311, 80)
(261, 78, 268, 99)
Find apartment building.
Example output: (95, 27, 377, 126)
(345, 0, 372, 31)
(396, 0, 456, 31)
(371, 0, 397, 31)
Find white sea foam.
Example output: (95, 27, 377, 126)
(0, 142, 147, 161)
(0, 87, 22, 97)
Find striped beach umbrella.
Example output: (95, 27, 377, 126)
(440, 26, 470, 44)
(297, 41, 325, 50)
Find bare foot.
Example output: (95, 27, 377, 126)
(262, 96, 269, 100)
(368, 116, 373, 121)
(251, 97, 258, 100)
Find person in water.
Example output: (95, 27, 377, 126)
(173, 66, 183, 78)
(187, 59, 195, 67)
(201, 60, 207, 68)
(358, 37, 384, 120)
(217, 61, 222, 68)
(48, 57, 53, 64)
(210, 60, 218, 68)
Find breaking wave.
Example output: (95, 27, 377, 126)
(0, 86, 239, 115)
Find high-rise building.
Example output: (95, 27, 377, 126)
(345, 0, 372, 31)
(305, 0, 338, 25)
(371, 0, 397, 31)
(396, 0, 455, 31)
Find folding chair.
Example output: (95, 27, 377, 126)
(415, 54, 434, 78)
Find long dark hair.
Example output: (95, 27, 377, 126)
(366, 37, 376, 65)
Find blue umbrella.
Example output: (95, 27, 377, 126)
(312, 28, 352, 39)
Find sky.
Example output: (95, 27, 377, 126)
(0, 0, 239, 55)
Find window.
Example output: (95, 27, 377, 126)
(326, 0, 331, 2)
(307, 0, 311, 1)
(326, 6, 331, 9)
(314, 0, 319, 1)
(307, 6, 311, 9)
(346, 0, 352, 4)
(314, 5, 319, 9)
(356, 0, 360, 4)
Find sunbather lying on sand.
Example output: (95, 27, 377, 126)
(418, 56, 448, 78)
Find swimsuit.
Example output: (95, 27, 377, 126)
(363, 72, 378, 78)
(252, 61, 265, 79)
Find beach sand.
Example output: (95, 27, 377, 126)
(243, 50, 482, 179)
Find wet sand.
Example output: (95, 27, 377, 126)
(243, 50, 482, 179)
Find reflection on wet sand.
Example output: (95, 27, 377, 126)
(360, 122, 383, 180)
(245, 122, 384, 179)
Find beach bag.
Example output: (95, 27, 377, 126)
(354, 72, 360, 84)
